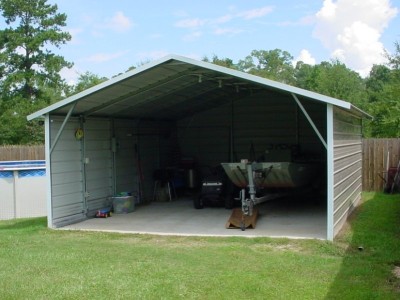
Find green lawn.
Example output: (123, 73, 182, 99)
(1, 192, 399, 299)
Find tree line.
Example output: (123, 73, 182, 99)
(0, 0, 399, 145)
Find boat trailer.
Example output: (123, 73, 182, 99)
(221, 161, 317, 230)
(226, 162, 286, 231)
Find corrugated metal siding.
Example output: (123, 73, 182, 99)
(333, 107, 363, 236)
(177, 91, 326, 168)
(84, 119, 113, 215)
(50, 116, 86, 226)
(113, 120, 173, 202)
(178, 124, 230, 167)
(136, 120, 168, 201)
(114, 120, 138, 195)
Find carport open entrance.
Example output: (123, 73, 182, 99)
(81, 89, 329, 238)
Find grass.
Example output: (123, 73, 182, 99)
(0, 192, 399, 299)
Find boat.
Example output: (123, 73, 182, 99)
(220, 162, 318, 189)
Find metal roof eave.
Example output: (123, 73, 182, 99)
(27, 55, 178, 121)
(349, 104, 373, 119)
(27, 54, 370, 121)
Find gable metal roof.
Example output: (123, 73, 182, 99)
(27, 54, 370, 121)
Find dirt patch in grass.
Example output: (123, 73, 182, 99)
(390, 265, 400, 293)
(250, 243, 302, 253)
(393, 266, 400, 279)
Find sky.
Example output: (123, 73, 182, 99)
(46, 0, 400, 84)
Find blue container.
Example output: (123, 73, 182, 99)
(112, 196, 134, 213)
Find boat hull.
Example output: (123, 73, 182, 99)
(221, 162, 317, 189)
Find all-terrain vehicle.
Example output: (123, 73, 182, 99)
(193, 165, 238, 209)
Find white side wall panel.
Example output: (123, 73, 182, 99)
(333, 107, 363, 236)
(84, 119, 113, 215)
(50, 116, 85, 227)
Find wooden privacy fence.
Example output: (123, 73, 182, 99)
(0, 145, 45, 161)
(362, 139, 400, 192)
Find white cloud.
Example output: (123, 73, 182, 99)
(175, 6, 274, 42)
(313, 0, 398, 76)
(214, 14, 233, 24)
(175, 18, 207, 28)
(237, 6, 274, 20)
(294, 49, 316, 66)
(85, 50, 130, 63)
(105, 11, 133, 32)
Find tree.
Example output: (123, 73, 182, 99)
(70, 71, 108, 95)
(237, 49, 295, 84)
(294, 60, 366, 108)
(0, 0, 72, 100)
(0, 96, 46, 144)
(364, 41, 400, 137)
(365, 64, 391, 102)
(0, 0, 72, 144)
(202, 54, 237, 69)
(314, 60, 366, 107)
(294, 61, 320, 91)
(386, 41, 400, 69)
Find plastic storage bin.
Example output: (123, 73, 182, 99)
(112, 196, 134, 213)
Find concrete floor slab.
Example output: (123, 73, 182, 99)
(62, 197, 327, 239)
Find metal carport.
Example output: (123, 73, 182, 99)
(28, 54, 370, 240)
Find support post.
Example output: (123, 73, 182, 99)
(45, 114, 53, 228)
(327, 104, 334, 241)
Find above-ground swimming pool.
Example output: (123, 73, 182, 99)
(0, 160, 47, 220)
